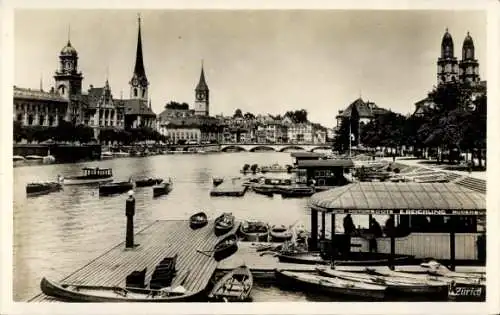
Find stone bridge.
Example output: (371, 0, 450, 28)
(219, 143, 332, 152)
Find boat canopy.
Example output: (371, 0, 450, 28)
(81, 167, 113, 176)
(309, 182, 485, 216)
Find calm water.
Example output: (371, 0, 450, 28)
(13, 151, 370, 302)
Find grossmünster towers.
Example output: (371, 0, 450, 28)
(437, 28, 480, 86)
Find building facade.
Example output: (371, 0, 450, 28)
(13, 16, 157, 142)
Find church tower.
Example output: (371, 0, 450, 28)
(459, 32, 480, 85)
(437, 28, 459, 85)
(129, 15, 149, 100)
(54, 37, 83, 99)
(194, 61, 209, 116)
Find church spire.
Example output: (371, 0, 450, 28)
(196, 60, 208, 91)
(133, 14, 147, 80)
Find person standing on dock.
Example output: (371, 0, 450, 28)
(369, 217, 382, 252)
(343, 214, 355, 236)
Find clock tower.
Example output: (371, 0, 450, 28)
(194, 61, 209, 116)
(129, 15, 149, 100)
(54, 39, 83, 99)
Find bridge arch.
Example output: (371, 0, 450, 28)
(220, 145, 247, 152)
(249, 145, 276, 152)
(279, 146, 306, 152)
(310, 146, 332, 152)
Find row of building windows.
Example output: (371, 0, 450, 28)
(16, 113, 61, 126)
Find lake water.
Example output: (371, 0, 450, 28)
(13, 151, 374, 302)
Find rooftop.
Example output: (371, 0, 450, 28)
(297, 159, 354, 168)
(14, 86, 68, 103)
(309, 182, 485, 214)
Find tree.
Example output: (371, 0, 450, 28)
(284, 109, 308, 123)
(233, 109, 243, 118)
(165, 101, 189, 110)
(243, 112, 255, 120)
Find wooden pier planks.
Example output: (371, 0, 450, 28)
(210, 178, 248, 197)
(29, 219, 240, 302)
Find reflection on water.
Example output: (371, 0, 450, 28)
(14, 152, 372, 301)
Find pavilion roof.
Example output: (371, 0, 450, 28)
(309, 182, 485, 215)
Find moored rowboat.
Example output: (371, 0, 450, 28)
(40, 277, 199, 302)
(208, 265, 253, 302)
(316, 267, 448, 295)
(153, 180, 173, 198)
(239, 220, 269, 242)
(99, 181, 133, 196)
(274, 269, 386, 300)
(213, 234, 238, 262)
(189, 212, 208, 230)
(26, 182, 62, 197)
(270, 225, 293, 242)
(214, 213, 235, 236)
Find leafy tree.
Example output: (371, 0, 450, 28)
(285, 109, 309, 123)
(243, 112, 255, 120)
(165, 101, 189, 110)
(233, 109, 243, 118)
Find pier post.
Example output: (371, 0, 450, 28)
(330, 213, 336, 267)
(310, 208, 318, 251)
(321, 212, 326, 239)
(389, 214, 395, 270)
(449, 216, 456, 271)
(125, 191, 136, 249)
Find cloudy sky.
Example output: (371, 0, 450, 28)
(14, 10, 486, 127)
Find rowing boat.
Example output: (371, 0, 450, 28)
(316, 267, 448, 295)
(274, 269, 386, 300)
(189, 212, 208, 229)
(40, 277, 200, 302)
(208, 266, 253, 302)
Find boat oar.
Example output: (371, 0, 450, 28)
(196, 249, 215, 257)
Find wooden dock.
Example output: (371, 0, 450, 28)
(210, 178, 248, 197)
(29, 219, 240, 302)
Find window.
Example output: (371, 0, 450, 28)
(48, 116, 54, 126)
(39, 115, 44, 125)
(134, 88, 138, 97)
(28, 115, 34, 125)
(17, 114, 22, 121)
(142, 89, 146, 98)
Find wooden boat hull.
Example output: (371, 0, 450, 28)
(278, 187, 315, 198)
(274, 270, 386, 300)
(277, 252, 414, 266)
(189, 212, 208, 230)
(214, 213, 235, 236)
(135, 178, 163, 187)
(63, 177, 113, 185)
(153, 183, 172, 197)
(208, 266, 253, 302)
(99, 182, 134, 196)
(26, 182, 62, 197)
(40, 277, 201, 302)
(214, 235, 238, 262)
(239, 221, 269, 242)
(317, 267, 449, 296)
(252, 186, 274, 197)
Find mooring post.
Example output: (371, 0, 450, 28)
(310, 208, 318, 251)
(321, 212, 326, 240)
(389, 214, 395, 270)
(449, 216, 456, 271)
(330, 213, 336, 268)
(125, 190, 136, 249)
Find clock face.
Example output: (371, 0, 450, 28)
(131, 78, 139, 86)
(140, 78, 148, 86)
(197, 93, 204, 100)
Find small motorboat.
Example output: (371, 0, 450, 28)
(61, 167, 113, 185)
(368, 267, 485, 286)
(269, 225, 293, 242)
(39, 277, 200, 302)
(316, 267, 449, 296)
(189, 212, 208, 230)
(26, 182, 62, 197)
(113, 151, 130, 158)
(99, 181, 133, 196)
(252, 186, 274, 197)
(213, 234, 238, 261)
(153, 179, 173, 198)
(274, 269, 386, 300)
(25, 155, 44, 161)
(260, 163, 288, 173)
(214, 212, 235, 236)
(239, 220, 269, 242)
(133, 177, 163, 187)
(277, 251, 326, 265)
(213, 177, 224, 186)
(278, 185, 315, 198)
(419, 260, 486, 281)
(208, 265, 253, 302)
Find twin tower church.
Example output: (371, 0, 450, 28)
(13, 16, 210, 133)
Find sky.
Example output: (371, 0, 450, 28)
(14, 10, 487, 127)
